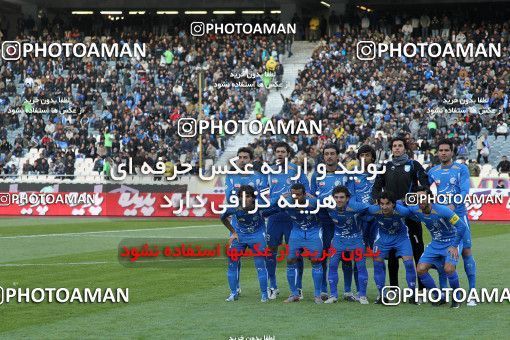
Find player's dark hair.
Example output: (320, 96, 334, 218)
(238, 185, 256, 198)
(237, 147, 253, 160)
(437, 139, 454, 151)
(357, 144, 376, 161)
(290, 183, 306, 194)
(274, 141, 292, 156)
(389, 136, 407, 150)
(414, 185, 433, 196)
(322, 143, 340, 155)
(332, 185, 351, 198)
(378, 191, 396, 205)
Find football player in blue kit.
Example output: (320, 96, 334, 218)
(221, 185, 270, 302)
(324, 186, 370, 304)
(310, 144, 353, 300)
(265, 142, 309, 300)
(351, 145, 378, 248)
(347, 145, 378, 300)
(225, 147, 268, 296)
(427, 139, 477, 306)
(269, 183, 325, 304)
(368, 193, 418, 304)
(410, 187, 468, 308)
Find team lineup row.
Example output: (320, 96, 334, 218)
(220, 138, 476, 307)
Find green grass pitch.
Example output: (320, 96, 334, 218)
(0, 217, 509, 339)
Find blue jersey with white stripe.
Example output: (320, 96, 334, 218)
(276, 195, 320, 231)
(368, 204, 412, 238)
(408, 204, 466, 246)
(310, 167, 352, 223)
(428, 163, 470, 215)
(267, 162, 310, 201)
(225, 172, 268, 228)
(328, 199, 369, 238)
(221, 207, 267, 234)
(225, 172, 268, 202)
(351, 173, 376, 204)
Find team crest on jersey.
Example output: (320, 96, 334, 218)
(435, 180, 441, 185)
(335, 180, 342, 186)
(286, 178, 292, 185)
(346, 218, 353, 224)
(450, 177, 456, 184)
(332, 219, 338, 223)
(393, 221, 399, 226)
(404, 165, 411, 172)
(319, 181, 326, 187)
(272, 179, 278, 184)
(248, 181, 254, 186)
(234, 184, 241, 188)
(354, 177, 361, 184)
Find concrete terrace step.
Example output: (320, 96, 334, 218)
(216, 41, 319, 165)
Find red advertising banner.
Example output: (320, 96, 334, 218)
(0, 191, 508, 221)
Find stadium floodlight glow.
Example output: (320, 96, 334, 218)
(270, 10, 281, 14)
(100, 11, 123, 15)
(242, 10, 265, 14)
(213, 10, 236, 15)
(72, 11, 94, 15)
(321, 1, 331, 8)
(359, 6, 367, 10)
(128, 11, 145, 15)
(156, 11, 179, 15)
(184, 11, 207, 15)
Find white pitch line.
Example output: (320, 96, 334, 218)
(0, 224, 222, 239)
(0, 258, 225, 267)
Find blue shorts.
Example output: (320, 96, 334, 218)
(288, 227, 323, 260)
(331, 233, 365, 254)
(267, 212, 293, 247)
(459, 214, 472, 249)
(419, 240, 463, 267)
(229, 229, 267, 261)
(373, 232, 413, 259)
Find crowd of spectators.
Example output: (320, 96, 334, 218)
(0, 14, 287, 178)
(252, 11, 509, 173)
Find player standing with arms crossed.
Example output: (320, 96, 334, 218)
(427, 139, 477, 306)
(221, 185, 271, 302)
(225, 147, 268, 296)
(351, 145, 378, 247)
(310, 144, 353, 300)
(265, 142, 309, 300)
